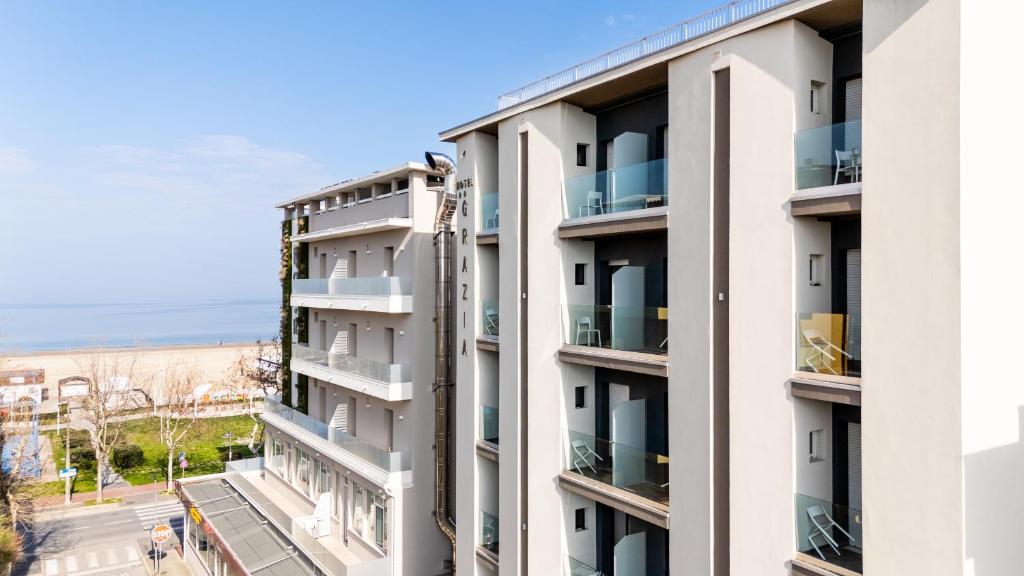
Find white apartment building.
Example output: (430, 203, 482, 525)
(253, 163, 451, 575)
(443, 1, 1024, 575)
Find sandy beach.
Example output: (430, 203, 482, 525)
(1, 342, 261, 413)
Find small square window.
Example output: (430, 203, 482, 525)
(574, 263, 586, 286)
(575, 386, 586, 409)
(574, 508, 587, 531)
(576, 144, 588, 167)
(809, 428, 826, 463)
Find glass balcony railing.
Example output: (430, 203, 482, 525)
(567, 556, 600, 576)
(795, 493, 863, 574)
(795, 120, 863, 190)
(481, 299, 499, 337)
(292, 344, 411, 384)
(480, 193, 499, 231)
(565, 304, 668, 355)
(795, 313, 861, 378)
(480, 405, 499, 445)
(292, 276, 411, 297)
(564, 429, 669, 506)
(480, 511, 499, 555)
(563, 158, 667, 220)
(263, 397, 410, 472)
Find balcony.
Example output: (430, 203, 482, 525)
(795, 120, 863, 193)
(560, 304, 668, 376)
(291, 276, 412, 313)
(795, 493, 863, 576)
(291, 344, 412, 401)
(305, 191, 411, 238)
(480, 299, 499, 339)
(564, 429, 668, 506)
(262, 397, 410, 487)
(480, 405, 498, 446)
(795, 313, 861, 381)
(560, 159, 668, 238)
(567, 556, 599, 576)
(479, 193, 499, 234)
(480, 511, 498, 555)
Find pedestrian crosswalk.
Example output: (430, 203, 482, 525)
(132, 499, 184, 529)
(40, 544, 142, 576)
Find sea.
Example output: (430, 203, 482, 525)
(0, 299, 279, 353)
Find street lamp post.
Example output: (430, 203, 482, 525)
(60, 402, 71, 506)
(222, 431, 233, 467)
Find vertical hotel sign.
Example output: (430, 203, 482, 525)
(456, 176, 473, 357)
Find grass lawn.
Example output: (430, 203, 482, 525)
(116, 415, 261, 485)
(42, 414, 262, 494)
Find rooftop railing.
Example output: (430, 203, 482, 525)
(497, 0, 796, 109)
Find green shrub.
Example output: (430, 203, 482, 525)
(70, 447, 97, 469)
(112, 445, 145, 469)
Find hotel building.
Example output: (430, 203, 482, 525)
(443, 1, 1023, 575)
(178, 164, 453, 576)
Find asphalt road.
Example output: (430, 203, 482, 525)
(17, 497, 185, 576)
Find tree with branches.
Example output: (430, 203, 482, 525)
(155, 361, 204, 491)
(0, 354, 32, 571)
(227, 338, 281, 451)
(76, 353, 148, 503)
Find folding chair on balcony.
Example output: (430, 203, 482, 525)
(571, 439, 603, 475)
(578, 191, 605, 218)
(485, 208, 499, 229)
(834, 150, 860, 185)
(575, 316, 601, 347)
(485, 309, 499, 336)
(801, 328, 852, 375)
(806, 504, 855, 560)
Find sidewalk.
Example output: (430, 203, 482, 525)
(34, 480, 171, 508)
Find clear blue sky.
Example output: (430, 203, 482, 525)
(0, 0, 719, 304)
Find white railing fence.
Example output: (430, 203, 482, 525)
(496, 0, 796, 109)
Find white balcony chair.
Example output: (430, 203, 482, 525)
(571, 439, 603, 475)
(801, 328, 852, 375)
(575, 316, 601, 347)
(485, 309, 499, 336)
(578, 191, 605, 218)
(806, 504, 855, 560)
(485, 208, 499, 229)
(834, 150, 860, 185)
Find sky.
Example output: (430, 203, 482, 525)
(0, 0, 720, 305)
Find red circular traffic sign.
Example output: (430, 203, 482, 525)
(150, 523, 173, 544)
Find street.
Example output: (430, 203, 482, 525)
(17, 496, 185, 576)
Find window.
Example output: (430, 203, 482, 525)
(427, 174, 444, 187)
(349, 481, 389, 552)
(271, 439, 284, 473)
(575, 508, 587, 531)
(357, 188, 372, 203)
(574, 263, 586, 286)
(809, 254, 822, 286)
(810, 80, 825, 114)
(576, 143, 588, 166)
(296, 449, 310, 494)
(313, 460, 331, 499)
(575, 386, 586, 409)
(395, 178, 409, 194)
(809, 428, 826, 463)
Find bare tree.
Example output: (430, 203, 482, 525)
(155, 361, 204, 491)
(76, 353, 147, 503)
(0, 354, 33, 570)
(227, 338, 281, 451)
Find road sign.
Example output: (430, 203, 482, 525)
(179, 459, 188, 469)
(189, 507, 202, 524)
(58, 467, 77, 479)
(150, 524, 173, 544)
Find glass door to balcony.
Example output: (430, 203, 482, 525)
(611, 396, 646, 490)
(611, 266, 645, 351)
(614, 532, 646, 575)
